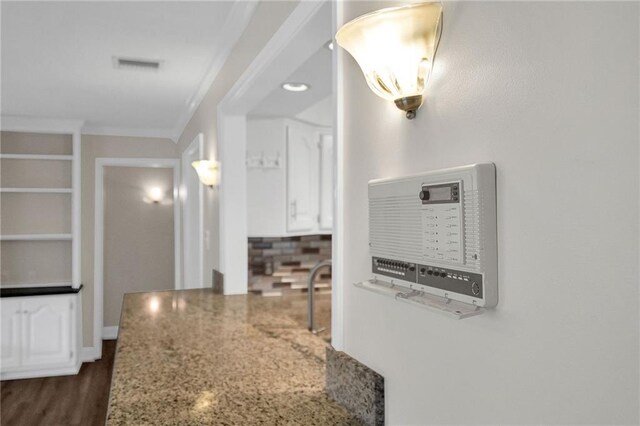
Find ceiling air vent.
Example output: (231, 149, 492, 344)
(113, 56, 163, 71)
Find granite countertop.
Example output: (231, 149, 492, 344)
(107, 289, 360, 425)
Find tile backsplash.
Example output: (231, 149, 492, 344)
(248, 234, 332, 295)
(249, 234, 332, 274)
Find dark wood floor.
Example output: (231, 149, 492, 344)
(1, 340, 116, 426)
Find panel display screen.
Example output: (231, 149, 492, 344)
(421, 182, 460, 204)
(429, 186, 451, 201)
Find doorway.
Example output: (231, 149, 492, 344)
(93, 158, 180, 351)
(217, 1, 340, 341)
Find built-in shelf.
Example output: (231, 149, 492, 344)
(0, 282, 72, 289)
(0, 234, 73, 241)
(1, 284, 82, 298)
(0, 188, 73, 193)
(0, 154, 73, 161)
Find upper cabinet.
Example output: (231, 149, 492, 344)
(247, 118, 333, 237)
(286, 121, 319, 232)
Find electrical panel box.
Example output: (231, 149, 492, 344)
(360, 163, 497, 317)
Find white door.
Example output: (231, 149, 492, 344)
(21, 296, 72, 367)
(182, 134, 204, 289)
(287, 124, 318, 232)
(1, 299, 22, 369)
(319, 133, 334, 231)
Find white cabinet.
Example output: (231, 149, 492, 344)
(1, 299, 22, 369)
(287, 122, 319, 232)
(247, 118, 334, 237)
(21, 297, 73, 367)
(0, 293, 80, 380)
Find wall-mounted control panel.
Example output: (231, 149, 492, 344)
(368, 163, 498, 308)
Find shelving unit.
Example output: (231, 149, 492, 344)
(0, 119, 82, 289)
(1, 118, 84, 380)
(0, 234, 73, 241)
(0, 188, 73, 193)
(0, 154, 73, 161)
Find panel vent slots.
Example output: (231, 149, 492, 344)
(463, 189, 481, 270)
(113, 57, 162, 71)
(369, 195, 422, 261)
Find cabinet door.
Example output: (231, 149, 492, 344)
(286, 124, 319, 232)
(1, 299, 22, 369)
(319, 134, 334, 231)
(21, 296, 72, 367)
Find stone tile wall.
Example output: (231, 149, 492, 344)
(248, 234, 332, 275)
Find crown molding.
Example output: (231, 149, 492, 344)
(81, 125, 175, 141)
(219, 1, 326, 115)
(171, 0, 259, 143)
(1, 115, 84, 134)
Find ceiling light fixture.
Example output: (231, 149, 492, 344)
(335, 2, 443, 119)
(281, 82, 310, 92)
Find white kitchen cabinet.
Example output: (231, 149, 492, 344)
(286, 121, 319, 232)
(21, 297, 73, 367)
(0, 298, 22, 369)
(247, 118, 333, 237)
(0, 293, 81, 380)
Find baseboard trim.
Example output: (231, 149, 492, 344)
(102, 326, 119, 340)
(81, 346, 101, 362)
(1, 362, 81, 381)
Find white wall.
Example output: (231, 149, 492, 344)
(103, 166, 175, 327)
(246, 118, 287, 237)
(176, 1, 298, 291)
(338, 2, 639, 424)
(81, 134, 177, 348)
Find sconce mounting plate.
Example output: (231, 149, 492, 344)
(394, 95, 423, 119)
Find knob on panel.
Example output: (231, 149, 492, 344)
(419, 190, 430, 200)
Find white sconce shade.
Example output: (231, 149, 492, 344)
(191, 160, 219, 187)
(148, 187, 164, 204)
(336, 2, 443, 119)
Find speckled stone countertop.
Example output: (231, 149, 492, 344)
(107, 289, 360, 425)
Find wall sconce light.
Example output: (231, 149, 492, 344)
(335, 2, 443, 119)
(191, 160, 219, 188)
(148, 187, 164, 204)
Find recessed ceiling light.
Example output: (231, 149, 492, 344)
(326, 41, 334, 51)
(282, 82, 310, 92)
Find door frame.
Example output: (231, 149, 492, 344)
(181, 134, 205, 288)
(216, 0, 344, 348)
(93, 157, 181, 357)
(216, 0, 343, 347)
